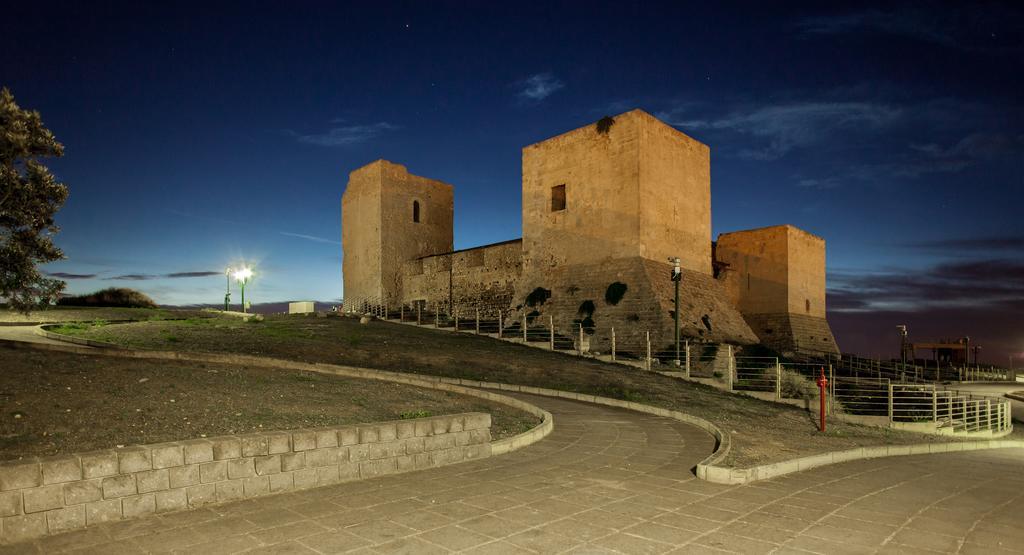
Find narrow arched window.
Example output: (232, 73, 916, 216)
(413, 201, 420, 223)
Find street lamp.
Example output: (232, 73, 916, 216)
(233, 267, 253, 313)
(669, 257, 682, 367)
(224, 268, 232, 311)
(897, 324, 908, 368)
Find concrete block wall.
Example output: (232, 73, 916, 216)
(0, 412, 490, 544)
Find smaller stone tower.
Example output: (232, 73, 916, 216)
(341, 160, 453, 307)
(715, 225, 839, 356)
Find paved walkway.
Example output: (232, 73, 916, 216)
(11, 394, 1024, 554)
(0, 325, 84, 347)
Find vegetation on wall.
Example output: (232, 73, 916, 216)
(573, 299, 597, 335)
(604, 282, 628, 305)
(595, 115, 615, 134)
(525, 286, 551, 307)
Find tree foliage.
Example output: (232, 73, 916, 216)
(0, 87, 69, 312)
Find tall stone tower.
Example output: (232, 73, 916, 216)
(341, 160, 453, 307)
(520, 109, 712, 275)
(513, 110, 757, 352)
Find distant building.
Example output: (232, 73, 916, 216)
(288, 301, 315, 314)
(341, 110, 839, 356)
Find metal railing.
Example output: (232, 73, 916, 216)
(337, 297, 1012, 437)
(829, 376, 1012, 434)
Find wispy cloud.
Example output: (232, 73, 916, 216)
(795, 7, 1023, 54)
(796, 10, 956, 46)
(897, 133, 1024, 177)
(108, 274, 154, 281)
(166, 271, 222, 278)
(828, 258, 1024, 313)
(280, 232, 341, 245)
(46, 272, 97, 279)
(796, 177, 842, 190)
(836, 131, 1024, 181)
(106, 271, 222, 281)
(659, 102, 900, 160)
(289, 122, 397, 147)
(516, 73, 564, 102)
(902, 236, 1024, 253)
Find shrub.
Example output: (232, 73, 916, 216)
(57, 288, 157, 308)
(779, 368, 819, 400)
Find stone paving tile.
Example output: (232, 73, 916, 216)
(170, 533, 261, 555)
(463, 539, 539, 554)
(505, 526, 587, 554)
(886, 528, 962, 553)
(298, 528, 373, 553)
(416, 524, 492, 551)
(590, 531, 675, 554)
(619, 521, 703, 545)
(536, 518, 613, 544)
(455, 514, 533, 539)
(17, 393, 1024, 555)
(65, 540, 142, 555)
(385, 509, 456, 532)
(373, 536, 450, 554)
(692, 531, 779, 554)
(250, 519, 329, 544)
(244, 540, 319, 554)
(782, 534, 877, 555)
(344, 519, 417, 545)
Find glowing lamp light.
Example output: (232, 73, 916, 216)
(233, 267, 253, 283)
(231, 266, 254, 313)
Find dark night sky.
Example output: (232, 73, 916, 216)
(3, 1, 1022, 364)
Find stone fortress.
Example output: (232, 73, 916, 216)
(341, 109, 839, 357)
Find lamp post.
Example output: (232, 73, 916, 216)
(224, 268, 231, 311)
(669, 257, 682, 367)
(233, 267, 253, 313)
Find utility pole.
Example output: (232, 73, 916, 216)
(224, 268, 231, 311)
(669, 257, 682, 367)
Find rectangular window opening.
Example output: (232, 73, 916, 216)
(551, 184, 566, 212)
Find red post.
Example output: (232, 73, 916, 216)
(817, 367, 829, 432)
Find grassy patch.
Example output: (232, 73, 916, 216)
(0, 348, 539, 460)
(61, 313, 1014, 467)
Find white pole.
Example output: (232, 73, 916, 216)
(645, 332, 651, 370)
(727, 345, 734, 391)
(579, 324, 584, 356)
(549, 315, 554, 350)
(611, 327, 616, 361)
(775, 358, 782, 400)
(684, 340, 690, 379)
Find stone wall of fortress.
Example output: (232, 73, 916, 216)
(401, 240, 523, 316)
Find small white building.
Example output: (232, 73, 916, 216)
(288, 301, 315, 314)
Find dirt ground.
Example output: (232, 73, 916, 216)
(59, 314, 1022, 467)
(0, 345, 539, 461)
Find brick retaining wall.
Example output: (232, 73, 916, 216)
(0, 412, 490, 544)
